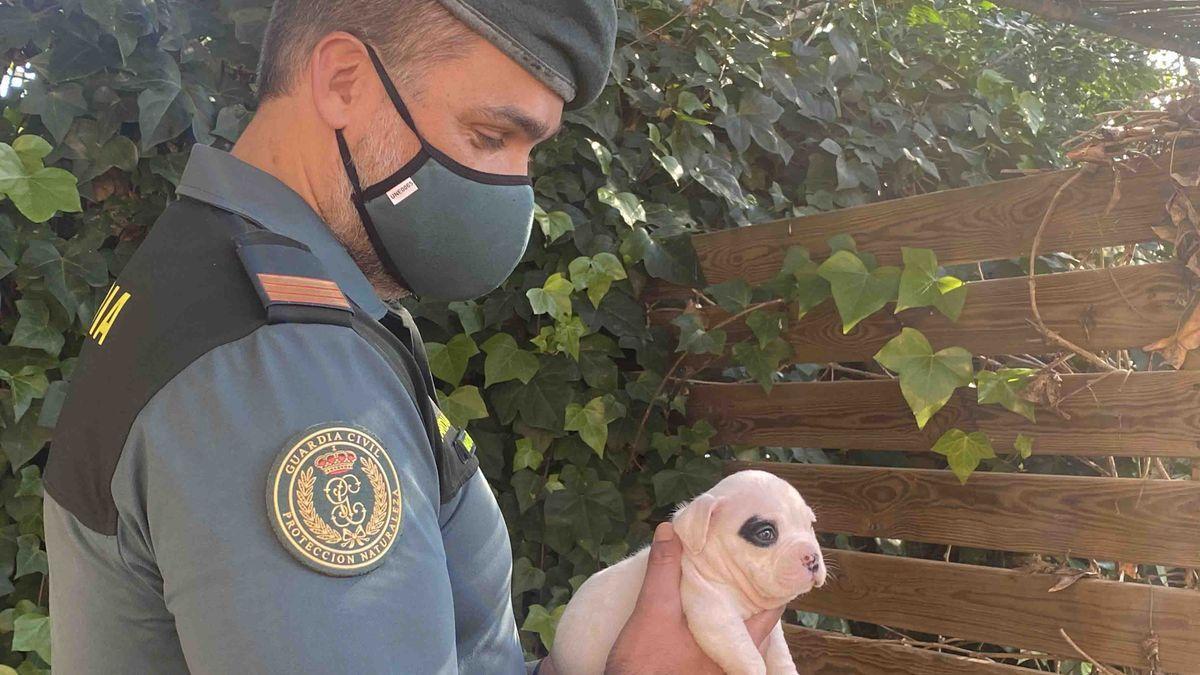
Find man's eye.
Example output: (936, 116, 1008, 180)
(472, 132, 506, 150)
(754, 525, 777, 544)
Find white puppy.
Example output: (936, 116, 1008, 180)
(550, 470, 825, 675)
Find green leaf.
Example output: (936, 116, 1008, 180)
(511, 557, 546, 596)
(12, 609, 50, 662)
(1015, 433, 1034, 459)
(976, 69, 1013, 103)
(512, 438, 544, 472)
(437, 385, 489, 428)
(1, 413, 52, 470)
(448, 301, 483, 336)
(827, 234, 857, 253)
(744, 309, 786, 347)
(875, 328, 973, 428)
(7, 167, 82, 223)
(0, 366, 49, 422)
(425, 333, 478, 386)
(14, 535, 46, 578)
(705, 279, 752, 313)
(896, 247, 966, 321)
(521, 604, 565, 651)
(652, 457, 719, 507)
(677, 90, 705, 115)
(596, 186, 645, 226)
(655, 153, 685, 183)
(818, 250, 901, 333)
(1017, 91, 1045, 135)
(731, 337, 793, 392)
(976, 368, 1037, 422)
(569, 253, 627, 308)
(564, 395, 624, 456)
(588, 139, 612, 175)
(777, 246, 831, 317)
(535, 209, 574, 243)
(552, 315, 587, 360)
(503, 356, 579, 430)
(544, 465, 624, 541)
(0, 144, 27, 194)
(672, 313, 726, 355)
(526, 273, 574, 320)
(9, 299, 63, 356)
(19, 81, 87, 143)
(11, 136, 51, 165)
(482, 333, 540, 387)
(934, 277, 967, 322)
(932, 429, 996, 484)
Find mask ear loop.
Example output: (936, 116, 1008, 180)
(335, 128, 419, 296)
(363, 44, 424, 145)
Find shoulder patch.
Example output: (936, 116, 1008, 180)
(235, 230, 354, 325)
(266, 424, 403, 576)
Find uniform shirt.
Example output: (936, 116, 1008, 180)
(42, 145, 526, 674)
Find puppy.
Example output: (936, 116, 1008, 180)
(550, 470, 825, 675)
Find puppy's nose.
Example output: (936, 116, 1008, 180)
(802, 553, 821, 573)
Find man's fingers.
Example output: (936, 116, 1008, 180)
(632, 522, 684, 614)
(745, 606, 785, 646)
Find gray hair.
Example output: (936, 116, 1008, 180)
(256, 0, 475, 100)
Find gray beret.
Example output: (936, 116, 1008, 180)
(434, 0, 617, 109)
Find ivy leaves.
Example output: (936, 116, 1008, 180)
(932, 429, 996, 484)
(896, 247, 967, 320)
(876, 328, 973, 429)
(481, 334, 540, 388)
(0, 138, 81, 223)
(819, 251, 900, 333)
(564, 395, 625, 456)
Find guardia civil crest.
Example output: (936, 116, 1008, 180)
(267, 424, 403, 576)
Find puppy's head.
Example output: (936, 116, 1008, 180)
(672, 470, 825, 605)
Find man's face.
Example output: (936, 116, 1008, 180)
(318, 34, 564, 298)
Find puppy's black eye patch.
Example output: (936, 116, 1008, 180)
(738, 516, 778, 548)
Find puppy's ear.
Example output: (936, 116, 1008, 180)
(673, 493, 722, 555)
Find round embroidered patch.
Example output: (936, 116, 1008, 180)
(267, 424, 403, 576)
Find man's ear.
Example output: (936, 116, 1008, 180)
(672, 494, 722, 556)
(309, 32, 377, 132)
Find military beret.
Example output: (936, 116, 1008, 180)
(433, 0, 617, 109)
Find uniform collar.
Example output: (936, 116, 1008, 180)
(176, 144, 388, 320)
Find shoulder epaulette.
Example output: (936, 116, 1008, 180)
(234, 230, 354, 327)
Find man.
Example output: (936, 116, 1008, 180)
(43, 1, 782, 672)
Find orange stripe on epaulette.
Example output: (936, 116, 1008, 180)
(257, 273, 351, 309)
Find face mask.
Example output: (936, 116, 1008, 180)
(336, 44, 535, 302)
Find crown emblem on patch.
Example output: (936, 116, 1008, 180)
(315, 449, 357, 475)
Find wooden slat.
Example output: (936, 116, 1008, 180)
(661, 147, 1200, 291)
(794, 550, 1200, 671)
(732, 462, 1200, 567)
(785, 625, 1032, 674)
(687, 371, 1200, 457)
(652, 262, 1189, 362)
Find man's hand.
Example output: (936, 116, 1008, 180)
(602, 522, 784, 675)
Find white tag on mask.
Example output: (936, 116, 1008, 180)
(386, 178, 419, 205)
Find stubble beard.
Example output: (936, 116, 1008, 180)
(317, 105, 413, 303)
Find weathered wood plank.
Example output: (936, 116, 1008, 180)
(731, 462, 1200, 567)
(659, 147, 1199, 291)
(687, 371, 1200, 457)
(651, 262, 1189, 362)
(794, 550, 1200, 671)
(785, 625, 1033, 674)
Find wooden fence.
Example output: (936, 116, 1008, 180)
(650, 148, 1200, 673)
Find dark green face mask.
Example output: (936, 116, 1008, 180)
(336, 44, 535, 302)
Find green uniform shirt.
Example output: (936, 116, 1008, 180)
(43, 145, 525, 674)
